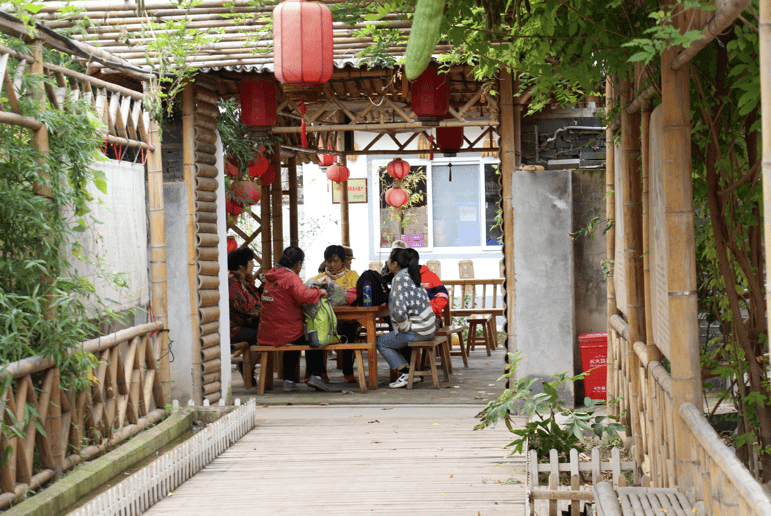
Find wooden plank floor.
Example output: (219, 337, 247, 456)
(144, 405, 526, 515)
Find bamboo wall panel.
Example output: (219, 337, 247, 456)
(0, 323, 165, 509)
(193, 84, 222, 403)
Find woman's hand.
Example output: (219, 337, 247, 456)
(319, 288, 328, 298)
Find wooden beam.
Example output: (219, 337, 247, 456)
(288, 157, 298, 247)
(271, 143, 283, 264)
(273, 119, 497, 134)
(761, 0, 771, 386)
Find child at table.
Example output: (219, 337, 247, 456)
(313, 245, 360, 383)
(377, 247, 437, 389)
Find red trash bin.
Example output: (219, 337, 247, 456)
(578, 332, 608, 400)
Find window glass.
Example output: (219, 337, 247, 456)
(378, 165, 428, 248)
(431, 164, 480, 247)
(484, 164, 503, 245)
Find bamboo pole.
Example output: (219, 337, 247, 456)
(339, 127, 350, 247)
(499, 71, 516, 376)
(288, 156, 298, 247)
(641, 96, 655, 350)
(260, 174, 272, 272)
(605, 76, 620, 417)
(661, 37, 701, 492)
(183, 83, 203, 405)
(271, 143, 283, 263)
(145, 80, 170, 400)
(761, 0, 771, 385)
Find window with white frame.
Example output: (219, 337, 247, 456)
(376, 159, 502, 249)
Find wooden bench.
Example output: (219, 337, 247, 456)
(245, 343, 372, 394)
(407, 336, 451, 388)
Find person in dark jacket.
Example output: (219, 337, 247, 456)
(258, 246, 330, 392)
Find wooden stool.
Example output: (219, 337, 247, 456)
(437, 324, 468, 369)
(407, 336, 451, 388)
(467, 314, 494, 356)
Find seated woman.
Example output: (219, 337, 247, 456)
(405, 248, 448, 318)
(377, 247, 437, 389)
(228, 247, 261, 382)
(313, 244, 360, 383)
(257, 246, 329, 392)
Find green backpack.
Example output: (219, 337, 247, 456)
(303, 297, 341, 348)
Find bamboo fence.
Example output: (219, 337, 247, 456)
(0, 322, 166, 509)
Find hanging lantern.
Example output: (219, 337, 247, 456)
(248, 152, 270, 179)
(411, 64, 449, 125)
(272, 0, 334, 85)
(225, 157, 239, 178)
(261, 165, 276, 186)
(436, 122, 464, 157)
(240, 75, 276, 129)
(385, 187, 410, 208)
(227, 236, 238, 254)
(233, 180, 262, 205)
(226, 197, 243, 216)
(386, 158, 411, 179)
(318, 143, 335, 167)
(326, 162, 350, 183)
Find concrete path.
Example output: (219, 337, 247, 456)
(143, 405, 526, 515)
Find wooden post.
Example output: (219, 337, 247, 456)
(760, 0, 771, 384)
(605, 76, 620, 417)
(339, 127, 350, 246)
(271, 142, 283, 263)
(641, 97, 656, 353)
(662, 41, 701, 492)
(620, 75, 645, 469)
(145, 79, 170, 400)
(288, 156, 298, 247)
(499, 70, 516, 371)
(261, 174, 272, 271)
(182, 82, 202, 405)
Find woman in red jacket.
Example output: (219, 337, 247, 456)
(258, 246, 329, 392)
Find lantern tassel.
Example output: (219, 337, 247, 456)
(298, 100, 308, 148)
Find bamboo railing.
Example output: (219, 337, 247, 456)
(0, 322, 166, 508)
(607, 314, 771, 515)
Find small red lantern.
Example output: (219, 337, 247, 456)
(273, 0, 334, 85)
(326, 163, 350, 183)
(386, 158, 410, 179)
(233, 180, 262, 206)
(227, 236, 238, 254)
(318, 143, 335, 167)
(248, 153, 270, 179)
(226, 197, 243, 216)
(261, 165, 276, 186)
(225, 157, 239, 178)
(411, 64, 449, 125)
(436, 123, 464, 156)
(385, 187, 410, 208)
(240, 75, 276, 128)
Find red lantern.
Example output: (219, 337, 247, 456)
(226, 197, 243, 216)
(318, 143, 335, 167)
(225, 157, 239, 178)
(411, 64, 449, 125)
(233, 180, 262, 206)
(385, 187, 410, 208)
(273, 0, 334, 85)
(386, 158, 410, 179)
(227, 236, 238, 254)
(261, 165, 276, 186)
(436, 122, 464, 156)
(240, 75, 276, 128)
(248, 153, 270, 179)
(326, 163, 350, 183)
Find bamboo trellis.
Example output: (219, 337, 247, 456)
(0, 323, 166, 509)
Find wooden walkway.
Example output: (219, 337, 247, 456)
(143, 405, 526, 515)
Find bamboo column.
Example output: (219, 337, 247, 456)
(605, 76, 620, 417)
(271, 142, 283, 263)
(499, 70, 516, 372)
(662, 41, 701, 492)
(145, 80, 170, 400)
(641, 96, 655, 351)
(261, 174, 272, 271)
(182, 83, 202, 405)
(761, 0, 771, 384)
(620, 76, 645, 469)
(288, 156, 298, 247)
(339, 130, 350, 246)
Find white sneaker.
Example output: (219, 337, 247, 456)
(389, 372, 410, 388)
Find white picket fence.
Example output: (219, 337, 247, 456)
(70, 398, 257, 516)
(527, 447, 637, 516)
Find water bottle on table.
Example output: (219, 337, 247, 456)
(363, 280, 372, 306)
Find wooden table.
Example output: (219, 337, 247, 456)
(334, 305, 389, 390)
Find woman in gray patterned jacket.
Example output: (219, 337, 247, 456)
(377, 247, 437, 388)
